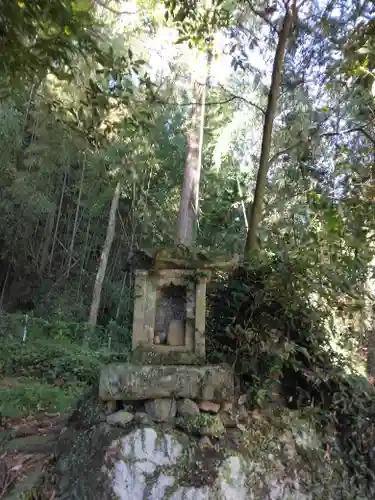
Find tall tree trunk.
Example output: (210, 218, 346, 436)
(87, 182, 121, 337)
(244, 1, 296, 261)
(366, 167, 375, 381)
(365, 267, 375, 380)
(176, 51, 210, 247)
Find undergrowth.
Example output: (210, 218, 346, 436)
(0, 334, 129, 418)
(0, 379, 85, 418)
(206, 253, 375, 496)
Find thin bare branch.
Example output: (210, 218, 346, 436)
(94, 0, 136, 15)
(269, 125, 375, 165)
(218, 83, 266, 115)
(245, 0, 280, 34)
(320, 127, 375, 145)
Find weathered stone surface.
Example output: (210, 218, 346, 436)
(145, 398, 177, 422)
(177, 398, 200, 417)
(122, 403, 134, 412)
(107, 422, 357, 499)
(238, 394, 247, 405)
(130, 348, 205, 365)
(199, 401, 220, 413)
(107, 411, 134, 427)
(132, 267, 210, 359)
(99, 363, 234, 402)
(199, 436, 214, 448)
(167, 319, 185, 346)
(105, 400, 117, 414)
(219, 410, 237, 428)
(200, 367, 234, 401)
(134, 411, 150, 424)
(175, 414, 225, 438)
(49, 407, 370, 500)
(221, 402, 233, 412)
(237, 405, 249, 422)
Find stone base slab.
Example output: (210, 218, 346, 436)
(99, 363, 235, 403)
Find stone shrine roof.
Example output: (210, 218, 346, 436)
(132, 246, 239, 271)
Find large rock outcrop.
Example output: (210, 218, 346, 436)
(42, 363, 371, 499)
(51, 403, 364, 500)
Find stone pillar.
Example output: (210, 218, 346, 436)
(132, 270, 149, 349)
(194, 274, 210, 357)
(185, 282, 195, 350)
(145, 277, 157, 344)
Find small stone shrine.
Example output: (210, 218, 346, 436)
(99, 247, 240, 438)
(131, 248, 213, 364)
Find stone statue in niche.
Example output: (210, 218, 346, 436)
(154, 284, 186, 346)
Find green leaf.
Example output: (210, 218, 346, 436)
(357, 47, 370, 55)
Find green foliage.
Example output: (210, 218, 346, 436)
(0, 315, 130, 418)
(0, 315, 130, 383)
(0, 339, 101, 383)
(343, 14, 375, 88)
(207, 253, 375, 494)
(324, 374, 375, 490)
(0, 0, 102, 86)
(207, 254, 337, 407)
(164, 0, 231, 48)
(0, 379, 83, 418)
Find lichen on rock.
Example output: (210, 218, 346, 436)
(47, 399, 370, 500)
(175, 413, 225, 438)
(37, 374, 373, 500)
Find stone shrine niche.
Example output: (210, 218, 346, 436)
(132, 268, 211, 360)
(154, 284, 186, 346)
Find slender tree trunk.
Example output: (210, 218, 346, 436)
(67, 160, 85, 277)
(77, 215, 91, 298)
(366, 276, 375, 380)
(236, 171, 248, 230)
(87, 182, 121, 338)
(49, 171, 67, 274)
(39, 210, 56, 275)
(0, 265, 10, 313)
(244, 1, 296, 261)
(176, 51, 211, 247)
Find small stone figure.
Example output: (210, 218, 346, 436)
(154, 335, 161, 345)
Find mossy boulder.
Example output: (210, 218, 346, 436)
(40, 398, 371, 499)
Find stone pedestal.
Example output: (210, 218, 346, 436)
(99, 363, 235, 403)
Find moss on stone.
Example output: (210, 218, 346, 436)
(175, 413, 225, 438)
(42, 386, 373, 499)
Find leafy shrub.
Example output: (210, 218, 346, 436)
(207, 254, 335, 406)
(0, 379, 84, 417)
(0, 313, 131, 351)
(0, 338, 129, 384)
(206, 253, 375, 494)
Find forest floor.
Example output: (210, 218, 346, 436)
(0, 336, 97, 498)
(0, 410, 68, 499)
